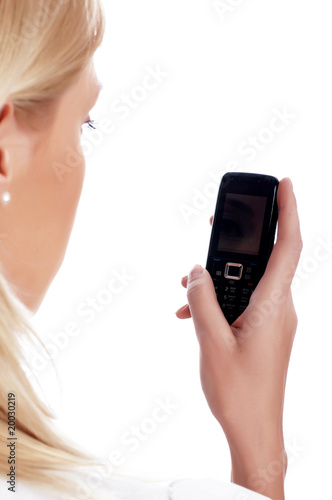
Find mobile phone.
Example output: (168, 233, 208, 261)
(206, 172, 279, 325)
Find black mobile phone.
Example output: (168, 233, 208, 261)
(206, 172, 279, 325)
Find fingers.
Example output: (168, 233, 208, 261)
(254, 177, 303, 300)
(176, 265, 237, 354)
(175, 276, 191, 318)
(181, 275, 188, 288)
(175, 304, 191, 319)
(186, 265, 237, 353)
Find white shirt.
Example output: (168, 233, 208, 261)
(0, 473, 272, 500)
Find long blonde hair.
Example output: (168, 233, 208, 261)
(0, 1, 120, 499)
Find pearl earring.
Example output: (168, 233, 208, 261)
(1, 192, 11, 206)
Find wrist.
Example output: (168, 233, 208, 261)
(228, 427, 287, 499)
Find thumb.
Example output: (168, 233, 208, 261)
(186, 265, 237, 353)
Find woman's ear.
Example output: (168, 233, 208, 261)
(0, 148, 10, 184)
(0, 98, 15, 127)
(0, 100, 14, 186)
(0, 98, 35, 191)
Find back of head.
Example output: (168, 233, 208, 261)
(0, 0, 104, 112)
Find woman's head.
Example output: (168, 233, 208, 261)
(0, 0, 105, 312)
(0, 2, 111, 499)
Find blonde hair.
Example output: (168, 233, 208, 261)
(0, 1, 121, 499)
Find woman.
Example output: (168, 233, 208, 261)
(0, 1, 302, 499)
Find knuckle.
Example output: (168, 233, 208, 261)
(186, 279, 206, 303)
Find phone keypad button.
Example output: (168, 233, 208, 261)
(222, 303, 236, 312)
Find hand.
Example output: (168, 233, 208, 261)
(175, 178, 302, 500)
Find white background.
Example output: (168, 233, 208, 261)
(30, 1, 332, 499)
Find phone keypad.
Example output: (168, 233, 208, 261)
(210, 260, 260, 324)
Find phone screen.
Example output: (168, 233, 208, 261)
(217, 194, 267, 255)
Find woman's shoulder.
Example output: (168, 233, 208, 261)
(0, 472, 272, 500)
(98, 473, 273, 500)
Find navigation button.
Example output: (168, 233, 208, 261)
(224, 263, 243, 280)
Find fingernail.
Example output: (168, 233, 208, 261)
(188, 264, 204, 281)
